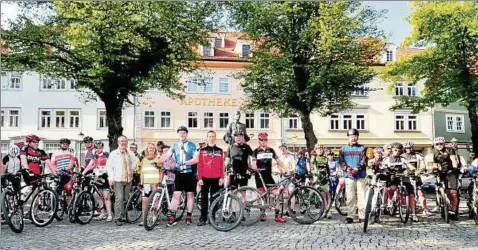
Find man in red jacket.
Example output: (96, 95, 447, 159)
(196, 131, 224, 226)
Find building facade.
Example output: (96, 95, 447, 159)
(0, 71, 135, 160)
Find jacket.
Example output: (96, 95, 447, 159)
(338, 144, 368, 179)
(106, 149, 137, 182)
(197, 145, 224, 180)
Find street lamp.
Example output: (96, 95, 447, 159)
(77, 132, 84, 171)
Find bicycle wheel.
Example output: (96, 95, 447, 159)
(144, 188, 164, 231)
(398, 189, 410, 224)
(442, 191, 449, 223)
(176, 191, 186, 221)
(335, 185, 348, 216)
(54, 192, 67, 221)
(1, 190, 24, 233)
(92, 188, 106, 217)
(208, 193, 244, 232)
(232, 187, 263, 226)
(126, 190, 142, 223)
(374, 189, 383, 223)
(288, 186, 324, 224)
(196, 191, 202, 211)
(74, 191, 95, 225)
(30, 188, 57, 227)
(363, 187, 374, 233)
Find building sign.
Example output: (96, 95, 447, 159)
(180, 97, 241, 107)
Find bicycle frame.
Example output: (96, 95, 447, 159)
(249, 169, 298, 210)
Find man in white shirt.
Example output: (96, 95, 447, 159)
(279, 144, 295, 175)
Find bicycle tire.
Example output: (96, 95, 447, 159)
(1, 190, 24, 233)
(126, 190, 142, 223)
(334, 185, 348, 216)
(398, 189, 409, 224)
(195, 192, 202, 211)
(208, 193, 244, 232)
(54, 191, 67, 221)
(74, 191, 95, 225)
(232, 186, 263, 226)
(442, 191, 449, 223)
(30, 188, 57, 227)
(144, 188, 164, 231)
(363, 187, 374, 233)
(374, 189, 383, 223)
(288, 186, 324, 224)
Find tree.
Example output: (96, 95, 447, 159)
(2, 2, 218, 149)
(381, 2, 478, 157)
(227, 2, 384, 150)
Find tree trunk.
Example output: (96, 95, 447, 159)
(467, 102, 478, 158)
(299, 111, 318, 151)
(103, 96, 124, 151)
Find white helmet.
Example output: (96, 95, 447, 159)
(434, 137, 445, 144)
(383, 143, 392, 150)
(404, 141, 414, 148)
(8, 145, 20, 158)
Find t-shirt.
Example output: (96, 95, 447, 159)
(434, 150, 453, 172)
(328, 160, 338, 177)
(170, 140, 197, 174)
(296, 157, 309, 175)
(280, 154, 295, 173)
(92, 153, 109, 175)
(51, 150, 75, 172)
(20, 146, 49, 175)
(141, 156, 161, 184)
(253, 147, 277, 173)
(227, 143, 253, 176)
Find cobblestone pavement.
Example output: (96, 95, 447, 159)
(1, 205, 478, 250)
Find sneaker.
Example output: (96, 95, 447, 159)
(431, 207, 440, 213)
(185, 215, 192, 225)
(138, 221, 143, 226)
(106, 215, 113, 222)
(260, 214, 267, 222)
(345, 218, 354, 224)
(115, 219, 123, 226)
(167, 215, 177, 227)
(95, 213, 107, 221)
(274, 216, 286, 223)
(422, 209, 429, 216)
(412, 214, 419, 222)
(197, 220, 207, 226)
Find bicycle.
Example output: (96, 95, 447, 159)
(363, 170, 388, 232)
(386, 165, 411, 224)
(435, 169, 459, 224)
(208, 168, 244, 232)
(466, 172, 478, 224)
(1, 171, 25, 233)
(334, 178, 348, 216)
(309, 164, 336, 219)
(143, 170, 186, 231)
(234, 168, 324, 225)
(125, 183, 142, 223)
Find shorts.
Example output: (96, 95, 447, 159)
(390, 178, 414, 195)
(255, 172, 275, 189)
(230, 174, 249, 188)
(98, 173, 110, 191)
(143, 184, 154, 197)
(58, 173, 72, 195)
(174, 173, 196, 193)
(410, 176, 423, 190)
(441, 173, 459, 190)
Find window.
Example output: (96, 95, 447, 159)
(394, 114, 419, 131)
(203, 77, 213, 93)
(329, 114, 367, 131)
(40, 109, 81, 129)
(218, 77, 229, 94)
(259, 112, 270, 129)
(394, 84, 404, 96)
(386, 50, 393, 62)
(1, 72, 7, 89)
(69, 79, 77, 89)
(57, 79, 67, 90)
(407, 84, 417, 96)
(246, 113, 255, 129)
(55, 110, 66, 128)
(44, 142, 60, 152)
(395, 83, 417, 97)
(0, 142, 9, 153)
(1, 72, 22, 90)
(40, 75, 76, 91)
(204, 112, 214, 129)
(242, 44, 251, 56)
(98, 110, 107, 129)
(160, 111, 171, 128)
(1, 110, 4, 127)
(215, 38, 222, 48)
(41, 76, 54, 89)
(288, 115, 299, 129)
(445, 114, 465, 133)
(188, 112, 198, 128)
(219, 113, 229, 129)
(203, 47, 212, 56)
(8, 110, 19, 128)
(352, 85, 367, 96)
(144, 111, 155, 128)
(186, 77, 199, 93)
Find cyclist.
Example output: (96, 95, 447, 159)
(161, 145, 176, 197)
(195, 131, 224, 226)
(338, 129, 368, 224)
(327, 150, 339, 196)
(82, 141, 112, 221)
(139, 142, 161, 226)
(225, 130, 254, 189)
(433, 136, 460, 220)
(295, 148, 310, 184)
(83, 136, 95, 172)
(311, 144, 328, 168)
(383, 143, 392, 158)
(383, 142, 419, 222)
(251, 132, 287, 223)
(130, 143, 142, 188)
(367, 147, 387, 215)
(279, 144, 295, 179)
(160, 126, 197, 226)
(20, 134, 55, 179)
(50, 138, 76, 207)
(1, 142, 23, 190)
(402, 141, 429, 216)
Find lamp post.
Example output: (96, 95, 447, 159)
(78, 132, 84, 171)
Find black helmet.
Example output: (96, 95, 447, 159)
(177, 126, 188, 133)
(94, 141, 104, 148)
(391, 142, 403, 150)
(83, 136, 93, 143)
(346, 129, 359, 136)
(59, 138, 71, 144)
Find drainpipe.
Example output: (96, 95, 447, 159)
(430, 107, 435, 154)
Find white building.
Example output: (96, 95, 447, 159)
(0, 71, 135, 158)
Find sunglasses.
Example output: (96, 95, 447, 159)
(31, 141, 39, 143)
(259, 139, 268, 142)
(435, 143, 444, 146)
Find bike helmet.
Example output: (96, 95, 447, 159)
(177, 126, 188, 133)
(129, 143, 138, 148)
(391, 142, 403, 150)
(315, 144, 325, 149)
(346, 128, 359, 136)
(59, 138, 71, 145)
(8, 145, 20, 158)
(199, 139, 206, 147)
(258, 132, 268, 140)
(373, 147, 384, 153)
(25, 134, 40, 143)
(83, 136, 93, 143)
(404, 141, 414, 149)
(434, 137, 445, 144)
(383, 143, 392, 150)
(94, 141, 104, 148)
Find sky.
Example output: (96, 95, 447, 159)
(1, 1, 412, 45)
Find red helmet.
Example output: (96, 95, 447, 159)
(258, 132, 269, 140)
(310, 150, 317, 156)
(25, 134, 40, 143)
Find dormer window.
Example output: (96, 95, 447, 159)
(203, 47, 212, 56)
(242, 44, 251, 56)
(215, 38, 222, 48)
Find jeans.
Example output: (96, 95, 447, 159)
(345, 178, 366, 220)
(200, 178, 221, 221)
(114, 182, 131, 220)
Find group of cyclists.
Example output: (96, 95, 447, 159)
(1, 125, 478, 232)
